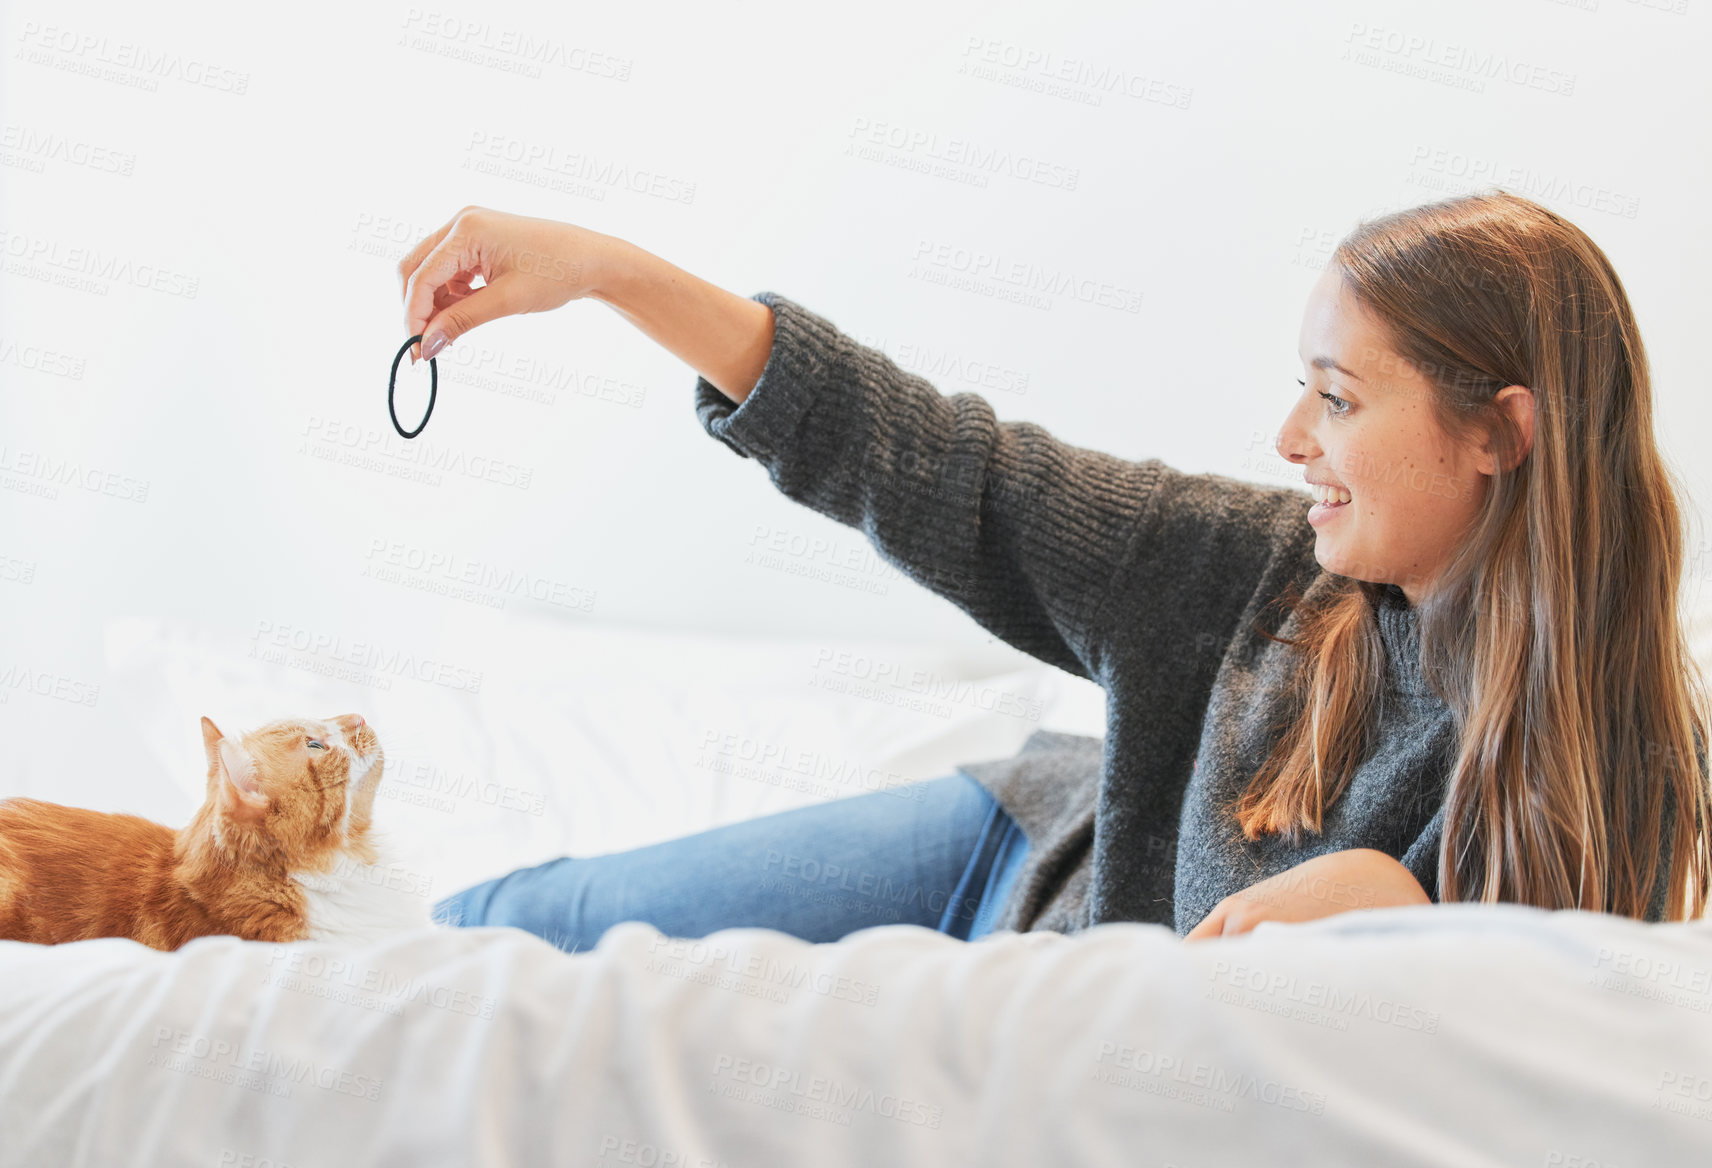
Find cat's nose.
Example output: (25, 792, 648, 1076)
(331, 713, 365, 733)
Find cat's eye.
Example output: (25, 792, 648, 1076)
(306, 739, 326, 750)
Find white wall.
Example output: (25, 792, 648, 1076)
(4, 0, 1709, 803)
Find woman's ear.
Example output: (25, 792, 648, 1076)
(1476, 384, 1536, 475)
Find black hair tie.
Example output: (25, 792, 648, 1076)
(388, 334, 438, 439)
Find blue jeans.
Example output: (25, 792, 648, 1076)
(434, 772, 1030, 953)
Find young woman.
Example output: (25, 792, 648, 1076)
(405, 191, 1711, 949)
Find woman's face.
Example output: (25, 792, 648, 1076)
(1275, 266, 1527, 607)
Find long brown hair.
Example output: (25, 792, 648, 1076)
(1230, 190, 1712, 921)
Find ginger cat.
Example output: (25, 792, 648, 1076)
(0, 713, 431, 950)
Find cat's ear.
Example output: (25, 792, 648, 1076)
(203, 716, 268, 824)
(200, 716, 226, 790)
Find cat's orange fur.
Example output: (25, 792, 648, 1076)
(0, 713, 393, 950)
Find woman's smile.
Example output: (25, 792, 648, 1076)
(1308, 495, 1351, 526)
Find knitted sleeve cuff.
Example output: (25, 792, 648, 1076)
(692, 291, 834, 464)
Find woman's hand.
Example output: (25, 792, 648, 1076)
(396, 203, 773, 404)
(397, 205, 612, 362)
(1183, 848, 1431, 941)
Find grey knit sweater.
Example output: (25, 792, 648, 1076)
(694, 292, 1676, 937)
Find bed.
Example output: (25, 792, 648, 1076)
(4, 906, 1711, 1165)
(2, 598, 1710, 1165)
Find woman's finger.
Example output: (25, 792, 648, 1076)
(395, 215, 454, 292)
(403, 229, 481, 359)
(420, 278, 519, 359)
(1182, 901, 1227, 941)
(1219, 907, 1254, 937)
(396, 210, 468, 358)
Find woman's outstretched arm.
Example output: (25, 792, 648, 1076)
(397, 205, 772, 403)
(398, 206, 1306, 682)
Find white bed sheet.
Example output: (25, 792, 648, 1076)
(2, 904, 1710, 1167)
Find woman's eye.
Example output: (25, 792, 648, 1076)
(307, 740, 325, 750)
(1299, 379, 1350, 417)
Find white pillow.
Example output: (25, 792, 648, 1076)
(84, 610, 1105, 898)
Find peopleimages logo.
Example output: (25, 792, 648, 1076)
(709, 1054, 943, 1128)
(147, 1026, 381, 1102)
(0, 444, 150, 502)
(249, 620, 485, 694)
(809, 648, 1045, 721)
(1092, 1041, 1328, 1114)
(956, 36, 1194, 110)
(13, 21, 251, 94)
(0, 663, 99, 707)
(910, 239, 1143, 314)
(646, 933, 881, 1007)
(299, 416, 534, 490)
(695, 728, 928, 803)
(399, 10, 634, 81)
(0, 123, 136, 175)
(1339, 22, 1577, 96)
(0, 229, 199, 297)
(383, 756, 547, 817)
(1205, 960, 1442, 1034)
(362, 537, 597, 613)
